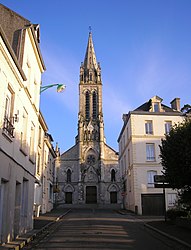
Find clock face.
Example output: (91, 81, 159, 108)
(86, 154, 96, 165)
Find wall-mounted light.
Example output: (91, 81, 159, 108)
(40, 84, 66, 94)
(14, 110, 19, 122)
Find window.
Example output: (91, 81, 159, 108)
(37, 152, 41, 175)
(3, 87, 14, 137)
(67, 169, 72, 183)
(147, 170, 157, 188)
(145, 121, 153, 134)
(43, 175, 46, 194)
(49, 184, 53, 201)
(44, 150, 48, 167)
(49, 158, 52, 174)
(20, 109, 28, 154)
(29, 124, 35, 162)
(92, 91, 97, 119)
(26, 61, 31, 92)
(111, 169, 116, 182)
(128, 149, 130, 167)
(38, 126, 42, 147)
(33, 80, 38, 107)
(124, 154, 127, 174)
(165, 121, 172, 134)
(153, 103, 159, 112)
(146, 143, 155, 161)
(168, 193, 177, 207)
(85, 91, 90, 119)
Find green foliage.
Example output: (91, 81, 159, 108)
(159, 119, 191, 208)
(181, 104, 191, 114)
(166, 208, 188, 221)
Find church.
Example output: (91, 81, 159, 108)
(56, 32, 122, 208)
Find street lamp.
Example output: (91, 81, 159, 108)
(40, 83, 66, 93)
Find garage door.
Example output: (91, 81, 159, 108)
(141, 193, 164, 216)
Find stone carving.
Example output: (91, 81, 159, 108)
(83, 120, 100, 141)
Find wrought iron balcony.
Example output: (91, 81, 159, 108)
(3, 117, 14, 138)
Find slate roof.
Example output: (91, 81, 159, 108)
(0, 4, 45, 70)
(134, 99, 179, 113)
(0, 4, 31, 57)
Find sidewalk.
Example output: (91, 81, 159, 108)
(118, 210, 191, 249)
(145, 220, 191, 249)
(0, 208, 71, 250)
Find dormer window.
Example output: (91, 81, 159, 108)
(153, 103, 159, 112)
(150, 96, 163, 112)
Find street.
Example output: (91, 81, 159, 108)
(24, 209, 176, 250)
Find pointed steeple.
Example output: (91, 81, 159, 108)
(84, 32, 98, 70)
(80, 31, 101, 84)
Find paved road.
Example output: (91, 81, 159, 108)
(24, 209, 179, 250)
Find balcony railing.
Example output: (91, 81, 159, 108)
(3, 117, 14, 138)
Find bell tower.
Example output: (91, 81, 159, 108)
(77, 32, 105, 163)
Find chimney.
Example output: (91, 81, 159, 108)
(170, 98, 180, 111)
(122, 114, 128, 123)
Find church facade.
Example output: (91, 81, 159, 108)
(56, 32, 122, 208)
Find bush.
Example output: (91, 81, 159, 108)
(166, 208, 188, 221)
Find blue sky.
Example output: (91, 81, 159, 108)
(1, 0, 191, 152)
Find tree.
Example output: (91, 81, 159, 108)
(159, 119, 191, 209)
(181, 104, 191, 114)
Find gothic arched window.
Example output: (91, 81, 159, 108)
(67, 169, 72, 183)
(92, 91, 97, 119)
(85, 91, 90, 119)
(111, 169, 116, 182)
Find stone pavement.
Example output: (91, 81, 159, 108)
(0, 208, 71, 250)
(0, 208, 191, 249)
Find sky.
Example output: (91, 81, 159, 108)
(1, 0, 191, 153)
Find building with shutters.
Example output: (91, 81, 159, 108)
(118, 96, 184, 215)
(0, 4, 56, 243)
(56, 32, 122, 208)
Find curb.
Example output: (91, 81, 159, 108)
(0, 209, 71, 250)
(144, 223, 191, 249)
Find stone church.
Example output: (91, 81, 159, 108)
(56, 32, 122, 208)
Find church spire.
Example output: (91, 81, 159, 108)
(83, 31, 98, 70)
(80, 31, 101, 84)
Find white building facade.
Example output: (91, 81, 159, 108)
(118, 96, 184, 215)
(34, 113, 57, 216)
(0, 4, 45, 243)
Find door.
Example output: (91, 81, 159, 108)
(110, 192, 117, 204)
(14, 182, 21, 239)
(65, 192, 72, 204)
(141, 194, 164, 215)
(86, 186, 97, 204)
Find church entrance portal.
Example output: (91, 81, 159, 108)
(86, 186, 97, 204)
